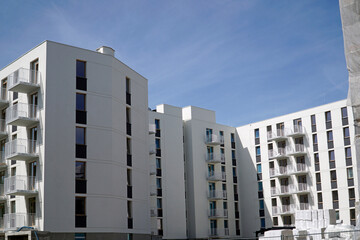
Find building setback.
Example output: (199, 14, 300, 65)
(0, 41, 357, 240)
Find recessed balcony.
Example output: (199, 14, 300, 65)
(4, 213, 36, 231)
(286, 144, 306, 156)
(208, 190, 227, 200)
(273, 185, 296, 196)
(207, 172, 226, 181)
(208, 209, 228, 218)
(6, 103, 38, 127)
(5, 139, 38, 161)
(295, 183, 310, 194)
(4, 176, 37, 196)
(149, 124, 156, 134)
(8, 68, 41, 93)
(205, 134, 224, 145)
(298, 203, 310, 210)
(268, 149, 287, 160)
(267, 129, 287, 141)
(279, 205, 295, 215)
(209, 228, 229, 237)
(287, 125, 306, 137)
(271, 165, 293, 178)
(206, 153, 225, 164)
(0, 88, 9, 109)
(291, 164, 309, 175)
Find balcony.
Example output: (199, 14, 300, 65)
(267, 129, 287, 141)
(287, 125, 306, 137)
(291, 163, 309, 175)
(207, 172, 226, 181)
(5, 139, 38, 161)
(298, 203, 310, 210)
(4, 213, 36, 231)
(208, 209, 228, 218)
(206, 153, 225, 164)
(149, 124, 156, 134)
(286, 144, 306, 156)
(296, 183, 310, 194)
(279, 205, 295, 215)
(4, 176, 37, 196)
(0, 88, 9, 109)
(209, 228, 229, 237)
(8, 68, 41, 93)
(0, 120, 8, 139)
(6, 103, 38, 127)
(205, 134, 224, 145)
(271, 165, 293, 178)
(268, 148, 287, 160)
(208, 190, 227, 200)
(272, 206, 280, 215)
(273, 185, 295, 196)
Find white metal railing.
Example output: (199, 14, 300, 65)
(278, 165, 292, 175)
(149, 124, 156, 134)
(209, 228, 229, 236)
(205, 134, 224, 145)
(4, 213, 36, 230)
(0, 184, 4, 197)
(6, 103, 38, 123)
(0, 88, 7, 101)
(287, 144, 305, 155)
(268, 149, 275, 158)
(298, 203, 310, 210)
(272, 206, 279, 215)
(269, 168, 275, 177)
(207, 171, 226, 181)
(208, 190, 227, 199)
(298, 183, 308, 192)
(267, 129, 287, 139)
(281, 204, 295, 214)
(4, 176, 37, 194)
(206, 153, 225, 163)
(5, 139, 38, 158)
(271, 187, 278, 196)
(208, 209, 228, 218)
(289, 125, 305, 135)
(279, 185, 296, 194)
(8, 68, 40, 88)
(294, 163, 307, 173)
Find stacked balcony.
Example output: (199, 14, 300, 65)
(295, 183, 310, 194)
(272, 185, 296, 196)
(287, 125, 306, 137)
(209, 228, 229, 237)
(208, 190, 227, 200)
(206, 153, 225, 164)
(0, 88, 9, 109)
(205, 134, 224, 145)
(267, 129, 287, 141)
(298, 203, 310, 210)
(5, 139, 38, 161)
(292, 163, 309, 175)
(279, 204, 295, 215)
(4, 213, 36, 231)
(4, 176, 37, 196)
(149, 124, 156, 134)
(208, 209, 228, 218)
(8, 68, 40, 93)
(271, 165, 293, 178)
(268, 148, 287, 160)
(286, 144, 306, 156)
(207, 172, 226, 181)
(6, 103, 38, 127)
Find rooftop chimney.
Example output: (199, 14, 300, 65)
(96, 46, 115, 57)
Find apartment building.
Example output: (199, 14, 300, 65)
(0, 41, 150, 239)
(237, 100, 357, 237)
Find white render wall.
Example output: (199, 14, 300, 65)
(148, 104, 187, 239)
(237, 99, 358, 237)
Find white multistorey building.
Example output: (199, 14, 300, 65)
(0, 41, 150, 239)
(237, 100, 358, 237)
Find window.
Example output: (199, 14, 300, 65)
(157, 198, 162, 209)
(350, 209, 356, 225)
(256, 146, 261, 156)
(330, 170, 337, 182)
(311, 114, 316, 132)
(156, 158, 161, 169)
(329, 151, 335, 161)
(325, 111, 332, 122)
(75, 197, 86, 215)
(76, 60, 86, 78)
(314, 153, 320, 171)
(260, 218, 265, 228)
(257, 164, 262, 173)
(318, 193, 323, 209)
(232, 150, 236, 159)
(255, 129, 259, 139)
(316, 173, 321, 184)
(126, 77, 131, 93)
(347, 168, 354, 179)
(76, 93, 86, 111)
(344, 127, 350, 146)
(75, 233, 86, 240)
(258, 182, 263, 191)
(273, 217, 278, 226)
(342, 107, 348, 119)
(76, 162, 86, 180)
(232, 167, 237, 177)
(127, 169, 132, 186)
(259, 200, 264, 210)
(345, 147, 352, 166)
(349, 188, 355, 201)
(312, 134, 318, 146)
(76, 127, 86, 145)
(155, 139, 160, 149)
(231, 133, 235, 143)
(156, 178, 161, 189)
(327, 131, 333, 143)
(155, 119, 160, 129)
(127, 201, 132, 218)
(332, 191, 339, 207)
(13, 92, 18, 101)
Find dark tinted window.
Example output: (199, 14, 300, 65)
(76, 93, 86, 111)
(76, 61, 86, 78)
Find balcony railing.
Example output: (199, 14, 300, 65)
(205, 134, 224, 145)
(4, 213, 36, 230)
(298, 203, 310, 210)
(206, 153, 225, 163)
(286, 144, 306, 156)
(207, 171, 226, 181)
(5, 139, 38, 161)
(0, 88, 9, 109)
(297, 183, 309, 193)
(6, 103, 38, 127)
(209, 228, 229, 236)
(208, 209, 228, 218)
(208, 190, 227, 199)
(280, 204, 295, 214)
(272, 206, 279, 215)
(272, 185, 296, 196)
(271, 165, 293, 177)
(4, 176, 37, 195)
(149, 124, 156, 134)
(287, 125, 306, 137)
(292, 163, 308, 174)
(8, 68, 41, 93)
(267, 129, 287, 141)
(268, 148, 287, 159)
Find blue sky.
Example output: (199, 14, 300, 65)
(0, 0, 348, 126)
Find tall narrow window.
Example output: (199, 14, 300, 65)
(325, 111, 332, 129)
(318, 193, 323, 209)
(314, 153, 320, 171)
(311, 115, 316, 132)
(76, 60, 87, 91)
(349, 188, 355, 207)
(76, 93, 87, 124)
(344, 127, 350, 146)
(254, 129, 260, 145)
(312, 134, 318, 152)
(75, 197, 86, 228)
(30, 59, 39, 84)
(345, 147, 352, 166)
(126, 77, 131, 105)
(126, 108, 131, 136)
(316, 172, 321, 191)
(127, 201, 133, 229)
(327, 131, 334, 149)
(330, 170, 337, 189)
(332, 191, 339, 209)
(231, 133, 235, 148)
(342, 107, 348, 126)
(76, 127, 86, 145)
(329, 150, 335, 169)
(347, 167, 354, 186)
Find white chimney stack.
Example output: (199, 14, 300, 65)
(96, 46, 115, 57)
